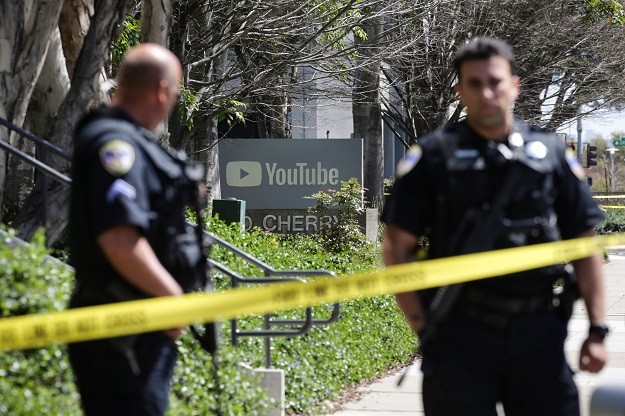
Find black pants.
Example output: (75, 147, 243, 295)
(68, 296, 177, 416)
(421, 310, 579, 416)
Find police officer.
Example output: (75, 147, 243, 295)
(68, 43, 203, 415)
(382, 37, 608, 415)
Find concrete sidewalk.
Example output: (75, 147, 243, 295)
(327, 251, 625, 416)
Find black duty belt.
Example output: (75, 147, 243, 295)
(461, 289, 555, 315)
(452, 289, 556, 329)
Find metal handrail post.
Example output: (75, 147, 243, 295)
(264, 314, 271, 368)
(40, 146, 48, 246)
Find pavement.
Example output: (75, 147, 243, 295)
(326, 249, 625, 416)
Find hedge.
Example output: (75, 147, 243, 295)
(0, 220, 417, 415)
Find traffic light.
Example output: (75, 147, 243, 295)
(586, 143, 597, 168)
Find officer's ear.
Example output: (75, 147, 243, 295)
(512, 75, 520, 98)
(453, 83, 460, 98)
(156, 79, 171, 105)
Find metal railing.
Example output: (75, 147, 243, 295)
(0, 117, 340, 368)
(207, 231, 340, 368)
(0, 118, 72, 239)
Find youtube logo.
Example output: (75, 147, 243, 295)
(226, 161, 262, 187)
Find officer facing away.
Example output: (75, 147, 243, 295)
(382, 37, 608, 415)
(68, 44, 204, 415)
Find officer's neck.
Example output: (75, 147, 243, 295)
(110, 96, 160, 132)
(466, 116, 513, 143)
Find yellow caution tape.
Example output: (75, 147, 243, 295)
(600, 205, 625, 209)
(594, 195, 625, 199)
(1, 234, 624, 351)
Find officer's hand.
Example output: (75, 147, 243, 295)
(410, 315, 427, 335)
(579, 335, 607, 373)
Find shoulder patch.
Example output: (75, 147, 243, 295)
(525, 141, 548, 160)
(99, 139, 136, 177)
(396, 144, 422, 177)
(564, 148, 586, 181)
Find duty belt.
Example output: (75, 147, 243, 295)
(461, 289, 555, 314)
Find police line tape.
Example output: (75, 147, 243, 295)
(594, 195, 625, 199)
(1, 233, 625, 351)
(600, 206, 625, 209)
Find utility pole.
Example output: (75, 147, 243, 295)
(607, 147, 618, 193)
(577, 111, 583, 163)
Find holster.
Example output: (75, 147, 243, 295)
(72, 278, 144, 375)
(105, 280, 146, 375)
(553, 265, 579, 323)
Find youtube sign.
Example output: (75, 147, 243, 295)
(219, 139, 363, 209)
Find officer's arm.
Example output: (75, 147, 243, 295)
(97, 224, 184, 298)
(570, 228, 607, 373)
(383, 224, 426, 334)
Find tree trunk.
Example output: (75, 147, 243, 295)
(172, 0, 223, 205)
(141, 0, 172, 45)
(188, 115, 221, 205)
(11, 0, 126, 243)
(352, 11, 383, 208)
(59, 0, 94, 78)
(28, 28, 72, 138)
(0, 0, 65, 223)
(4, 27, 72, 221)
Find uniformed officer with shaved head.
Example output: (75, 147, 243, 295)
(68, 43, 203, 416)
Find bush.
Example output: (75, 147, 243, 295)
(0, 219, 417, 415)
(205, 218, 417, 414)
(306, 178, 370, 253)
(595, 208, 625, 234)
(0, 229, 80, 415)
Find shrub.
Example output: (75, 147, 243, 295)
(595, 207, 625, 234)
(306, 177, 370, 253)
(0, 219, 417, 415)
(205, 218, 416, 414)
(0, 229, 80, 415)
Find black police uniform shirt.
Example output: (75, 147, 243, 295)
(69, 107, 202, 299)
(382, 118, 605, 297)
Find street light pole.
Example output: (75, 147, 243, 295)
(577, 110, 583, 163)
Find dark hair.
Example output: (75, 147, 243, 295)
(453, 37, 515, 79)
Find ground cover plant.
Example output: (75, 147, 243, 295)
(0, 215, 417, 414)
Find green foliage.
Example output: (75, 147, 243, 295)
(214, 98, 248, 127)
(170, 342, 271, 415)
(314, 0, 366, 64)
(204, 217, 417, 414)
(0, 229, 80, 415)
(0, 218, 416, 415)
(110, 14, 141, 70)
(306, 177, 370, 253)
(177, 86, 201, 131)
(595, 206, 625, 234)
(584, 0, 625, 24)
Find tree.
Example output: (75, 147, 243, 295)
(0, 0, 65, 222)
(352, 5, 384, 207)
(381, 0, 625, 145)
(6, 0, 126, 243)
(167, 0, 395, 205)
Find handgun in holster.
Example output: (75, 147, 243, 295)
(105, 280, 145, 375)
(552, 264, 579, 322)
